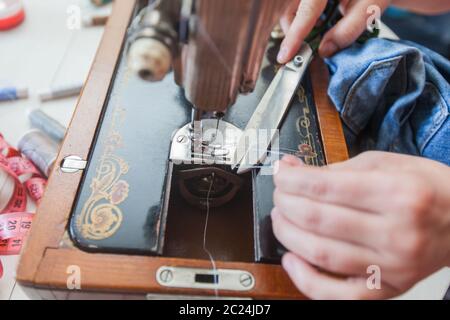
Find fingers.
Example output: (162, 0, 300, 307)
(272, 208, 378, 276)
(277, 0, 327, 63)
(319, 0, 390, 57)
(280, 154, 304, 167)
(272, 190, 383, 248)
(279, 0, 390, 59)
(273, 160, 394, 213)
(327, 151, 385, 171)
(282, 253, 399, 299)
(327, 151, 422, 172)
(279, 0, 300, 34)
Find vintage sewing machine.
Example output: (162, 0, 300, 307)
(17, 0, 347, 299)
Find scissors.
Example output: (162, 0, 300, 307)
(232, 0, 377, 174)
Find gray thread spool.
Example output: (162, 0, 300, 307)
(38, 83, 83, 102)
(18, 130, 59, 177)
(29, 109, 66, 142)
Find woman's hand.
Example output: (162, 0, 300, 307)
(277, 0, 391, 62)
(272, 151, 450, 299)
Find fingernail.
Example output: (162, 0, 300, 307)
(277, 46, 288, 63)
(273, 160, 280, 168)
(282, 154, 303, 166)
(320, 41, 338, 57)
(271, 207, 279, 220)
(272, 160, 281, 175)
(282, 254, 294, 273)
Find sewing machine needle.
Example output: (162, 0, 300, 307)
(215, 117, 220, 140)
(232, 42, 314, 174)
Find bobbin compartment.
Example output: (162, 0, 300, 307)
(162, 163, 255, 263)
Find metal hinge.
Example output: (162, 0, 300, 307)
(60, 155, 87, 173)
(156, 266, 255, 291)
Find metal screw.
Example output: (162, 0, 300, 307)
(239, 273, 254, 288)
(293, 55, 304, 67)
(177, 135, 188, 143)
(159, 269, 173, 283)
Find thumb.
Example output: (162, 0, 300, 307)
(319, 0, 389, 57)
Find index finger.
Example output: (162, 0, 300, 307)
(277, 0, 327, 63)
(273, 162, 397, 213)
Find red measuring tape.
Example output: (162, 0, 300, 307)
(0, 133, 47, 279)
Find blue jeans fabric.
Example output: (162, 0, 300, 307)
(326, 38, 450, 166)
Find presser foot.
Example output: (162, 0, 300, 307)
(170, 119, 242, 166)
(169, 119, 244, 208)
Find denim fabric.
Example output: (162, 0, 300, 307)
(326, 38, 450, 166)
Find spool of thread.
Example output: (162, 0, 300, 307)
(91, 0, 113, 7)
(83, 13, 110, 27)
(0, 86, 28, 102)
(0, 168, 15, 212)
(18, 130, 59, 177)
(29, 109, 66, 142)
(38, 83, 83, 102)
(0, 0, 25, 31)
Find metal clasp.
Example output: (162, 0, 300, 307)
(156, 266, 255, 291)
(60, 155, 87, 173)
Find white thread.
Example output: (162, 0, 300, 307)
(50, 30, 78, 88)
(196, 21, 234, 77)
(203, 172, 219, 298)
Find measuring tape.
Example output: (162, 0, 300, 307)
(0, 213, 33, 279)
(0, 133, 46, 279)
(0, 0, 25, 31)
(0, 212, 33, 255)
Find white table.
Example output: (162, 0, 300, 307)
(0, 0, 106, 299)
(0, 0, 449, 300)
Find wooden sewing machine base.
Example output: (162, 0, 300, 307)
(16, 0, 348, 300)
